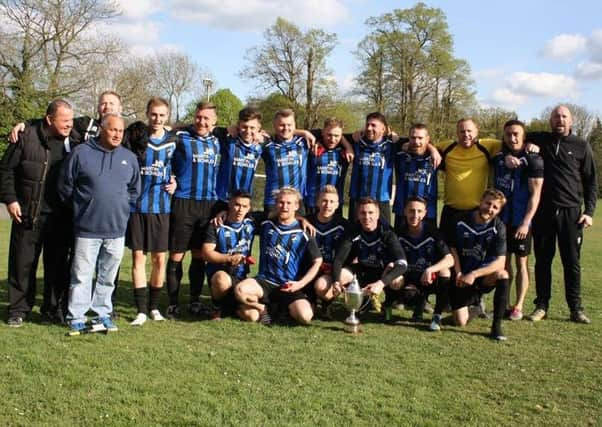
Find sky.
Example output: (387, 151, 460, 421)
(110, 0, 602, 121)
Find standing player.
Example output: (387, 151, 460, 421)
(215, 107, 263, 206)
(126, 97, 177, 326)
(234, 188, 323, 325)
(348, 112, 397, 224)
(393, 123, 438, 230)
(308, 186, 349, 304)
(493, 120, 543, 321)
(167, 102, 223, 318)
(262, 110, 310, 213)
(304, 118, 351, 215)
(201, 191, 256, 319)
(449, 189, 509, 341)
(527, 105, 597, 324)
(385, 197, 453, 331)
(329, 198, 407, 302)
(435, 119, 501, 243)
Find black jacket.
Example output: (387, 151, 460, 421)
(528, 131, 597, 216)
(0, 121, 75, 226)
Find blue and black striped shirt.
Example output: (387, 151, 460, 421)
(204, 218, 256, 280)
(393, 151, 438, 220)
(305, 146, 348, 208)
(217, 137, 262, 202)
(349, 137, 396, 202)
(256, 219, 321, 287)
(172, 126, 221, 201)
(133, 133, 176, 214)
(262, 136, 308, 206)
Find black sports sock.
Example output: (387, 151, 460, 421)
(189, 257, 205, 302)
(133, 287, 148, 315)
(434, 276, 451, 315)
(492, 278, 509, 336)
(166, 260, 183, 306)
(149, 286, 162, 311)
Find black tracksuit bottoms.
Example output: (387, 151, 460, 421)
(533, 205, 583, 312)
(7, 213, 72, 318)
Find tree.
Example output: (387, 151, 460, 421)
(150, 51, 203, 123)
(0, 0, 121, 132)
(242, 17, 337, 129)
(354, 3, 475, 139)
(471, 107, 518, 139)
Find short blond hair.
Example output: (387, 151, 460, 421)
(481, 188, 507, 207)
(276, 186, 302, 203)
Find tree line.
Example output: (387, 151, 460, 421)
(1, 0, 600, 196)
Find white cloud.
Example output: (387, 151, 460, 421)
(103, 20, 163, 46)
(491, 88, 528, 107)
(168, 0, 349, 31)
(575, 61, 602, 79)
(587, 29, 602, 62)
(507, 72, 578, 98)
(542, 33, 586, 61)
(473, 68, 504, 81)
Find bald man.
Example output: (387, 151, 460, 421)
(527, 105, 597, 324)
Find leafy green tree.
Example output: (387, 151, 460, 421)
(241, 17, 337, 129)
(183, 88, 243, 127)
(355, 2, 475, 139)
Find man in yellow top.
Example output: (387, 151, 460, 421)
(435, 118, 501, 243)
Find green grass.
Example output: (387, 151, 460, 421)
(0, 213, 601, 426)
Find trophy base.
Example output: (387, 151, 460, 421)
(344, 321, 361, 334)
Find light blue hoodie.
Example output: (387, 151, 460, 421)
(59, 138, 140, 239)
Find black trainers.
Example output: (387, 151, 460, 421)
(570, 310, 591, 324)
(189, 301, 211, 318)
(490, 325, 507, 341)
(7, 316, 23, 328)
(259, 309, 272, 326)
(165, 305, 180, 320)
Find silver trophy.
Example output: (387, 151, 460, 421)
(344, 275, 363, 334)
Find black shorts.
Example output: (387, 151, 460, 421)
(256, 278, 310, 308)
(169, 198, 216, 252)
(348, 264, 383, 287)
(506, 225, 532, 256)
(127, 213, 170, 252)
(450, 277, 496, 310)
(208, 272, 240, 316)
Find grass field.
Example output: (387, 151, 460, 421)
(0, 212, 601, 426)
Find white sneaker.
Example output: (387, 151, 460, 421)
(130, 313, 147, 326)
(149, 309, 166, 321)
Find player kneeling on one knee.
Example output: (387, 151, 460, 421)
(384, 197, 454, 329)
(234, 188, 322, 325)
(325, 198, 407, 308)
(449, 189, 510, 341)
(201, 191, 257, 319)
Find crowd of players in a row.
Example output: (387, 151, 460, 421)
(0, 91, 596, 339)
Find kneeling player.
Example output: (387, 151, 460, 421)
(450, 189, 510, 341)
(201, 191, 256, 319)
(234, 188, 322, 325)
(385, 197, 453, 331)
(329, 198, 407, 307)
(309, 186, 348, 308)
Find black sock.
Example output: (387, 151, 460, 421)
(133, 287, 148, 315)
(189, 258, 205, 302)
(492, 278, 509, 335)
(434, 276, 451, 315)
(166, 260, 182, 306)
(149, 286, 162, 311)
